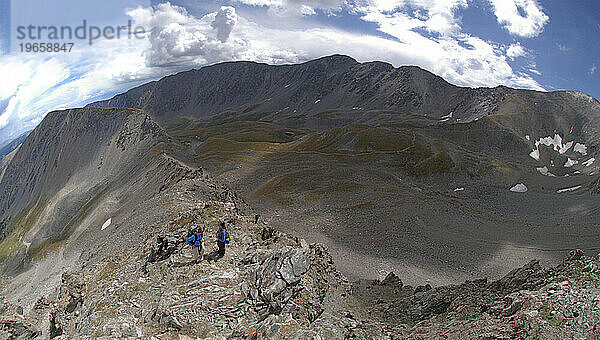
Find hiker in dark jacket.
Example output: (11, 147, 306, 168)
(186, 227, 204, 263)
(216, 221, 230, 259)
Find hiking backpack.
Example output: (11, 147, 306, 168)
(188, 225, 199, 238)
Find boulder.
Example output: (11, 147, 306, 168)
(148, 235, 182, 263)
(0, 318, 41, 339)
(379, 272, 403, 288)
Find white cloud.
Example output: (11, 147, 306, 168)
(232, 0, 344, 16)
(488, 0, 549, 38)
(353, 0, 468, 36)
(212, 7, 238, 43)
(0, 57, 68, 130)
(127, 3, 244, 67)
(506, 42, 526, 60)
(352, 2, 542, 89)
(590, 64, 597, 76)
(528, 68, 541, 76)
(556, 43, 569, 52)
(0, 37, 152, 143)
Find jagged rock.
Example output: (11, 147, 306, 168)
(254, 313, 302, 339)
(148, 235, 182, 263)
(49, 310, 63, 338)
(0, 300, 23, 316)
(379, 272, 403, 288)
(414, 284, 432, 293)
(34, 297, 51, 310)
(239, 253, 259, 265)
(261, 227, 276, 241)
(0, 317, 41, 339)
(502, 294, 525, 317)
(566, 249, 584, 262)
(494, 260, 545, 290)
(58, 272, 85, 313)
(246, 248, 310, 315)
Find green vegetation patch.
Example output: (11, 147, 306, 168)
(29, 182, 113, 261)
(162, 117, 195, 132)
(252, 169, 364, 206)
(195, 138, 279, 155)
(291, 125, 416, 153)
(191, 121, 306, 143)
(0, 197, 47, 262)
(409, 146, 455, 176)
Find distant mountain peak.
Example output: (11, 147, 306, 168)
(303, 54, 359, 65)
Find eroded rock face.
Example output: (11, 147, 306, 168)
(147, 235, 182, 263)
(46, 272, 86, 338)
(493, 259, 546, 290)
(379, 272, 403, 288)
(245, 248, 309, 317)
(243, 244, 337, 326)
(0, 318, 40, 339)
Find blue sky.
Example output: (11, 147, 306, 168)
(0, 0, 598, 146)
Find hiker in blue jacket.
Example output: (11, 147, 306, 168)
(186, 226, 204, 263)
(216, 221, 230, 259)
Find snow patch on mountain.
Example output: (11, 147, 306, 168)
(440, 112, 453, 122)
(564, 158, 578, 168)
(557, 185, 582, 193)
(536, 166, 556, 177)
(573, 143, 587, 155)
(582, 158, 595, 167)
(101, 218, 112, 231)
(529, 134, 572, 160)
(510, 183, 528, 193)
(529, 149, 540, 161)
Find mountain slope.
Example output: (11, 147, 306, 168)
(87, 55, 600, 285)
(88, 55, 600, 185)
(0, 107, 231, 303)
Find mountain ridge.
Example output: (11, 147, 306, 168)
(88, 55, 600, 125)
(87, 54, 508, 126)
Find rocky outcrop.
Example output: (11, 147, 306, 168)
(348, 249, 600, 339)
(0, 318, 40, 339)
(46, 272, 86, 339)
(147, 235, 182, 263)
(242, 244, 341, 325)
(0, 292, 40, 339)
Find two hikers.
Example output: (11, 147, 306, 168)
(186, 226, 204, 263)
(187, 221, 230, 263)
